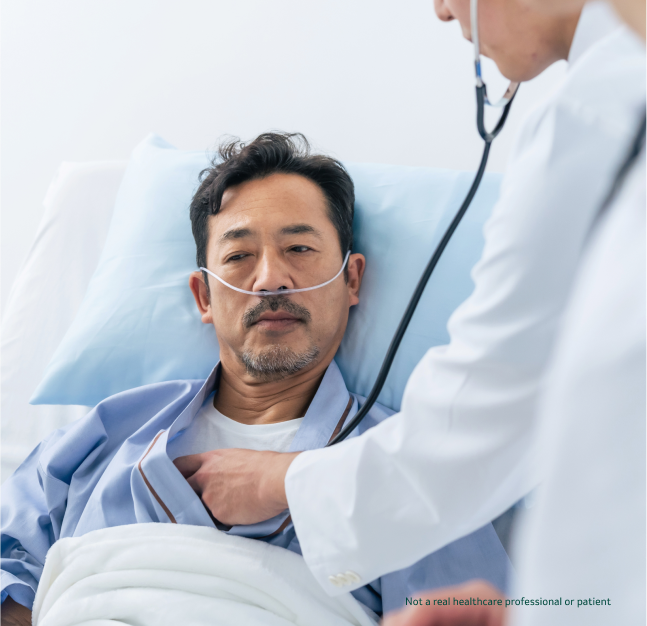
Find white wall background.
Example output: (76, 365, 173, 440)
(1, 0, 567, 315)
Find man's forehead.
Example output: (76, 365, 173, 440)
(210, 174, 334, 243)
(216, 223, 324, 244)
(219, 172, 328, 212)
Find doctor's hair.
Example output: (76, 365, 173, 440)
(189, 132, 354, 287)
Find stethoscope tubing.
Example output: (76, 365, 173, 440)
(326, 1, 520, 444)
(327, 89, 505, 446)
(329, 102, 645, 447)
(327, 140, 493, 445)
(326, 0, 644, 448)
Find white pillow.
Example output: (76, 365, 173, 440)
(1, 161, 126, 480)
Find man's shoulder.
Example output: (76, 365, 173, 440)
(568, 27, 645, 85)
(66, 377, 206, 440)
(97, 377, 206, 409)
(557, 28, 645, 133)
(513, 29, 644, 160)
(90, 377, 207, 430)
(37, 377, 208, 477)
(502, 28, 644, 200)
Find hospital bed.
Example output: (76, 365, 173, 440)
(1, 161, 126, 482)
(1, 135, 518, 624)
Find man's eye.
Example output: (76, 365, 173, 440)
(226, 253, 249, 262)
(290, 246, 311, 253)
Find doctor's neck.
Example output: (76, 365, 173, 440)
(444, 0, 582, 82)
(612, 0, 647, 42)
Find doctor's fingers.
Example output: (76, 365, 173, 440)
(382, 605, 504, 626)
(173, 453, 206, 477)
(382, 580, 507, 626)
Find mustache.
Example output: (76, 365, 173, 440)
(242, 295, 312, 329)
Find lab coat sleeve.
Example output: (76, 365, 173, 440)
(0, 432, 69, 609)
(285, 31, 646, 596)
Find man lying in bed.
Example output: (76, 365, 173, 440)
(1, 132, 510, 624)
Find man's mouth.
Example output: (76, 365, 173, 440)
(253, 310, 302, 330)
(242, 295, 311, 330)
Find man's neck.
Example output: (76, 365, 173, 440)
(213, 361, 328, 425)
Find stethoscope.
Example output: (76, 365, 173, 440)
(328, 0, 647, 446)
(327, 0, 521, 445)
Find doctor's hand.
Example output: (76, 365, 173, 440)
(173, 449, 300, 526)
(381, 580, 507, 626)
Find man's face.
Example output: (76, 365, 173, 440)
(434, 0, 581, 82)
(190, 173, 364, 383)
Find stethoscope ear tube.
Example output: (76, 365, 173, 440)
(476, 84, 518, 144)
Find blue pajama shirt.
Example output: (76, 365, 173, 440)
(1, 360, 510, 615)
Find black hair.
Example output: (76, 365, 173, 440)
(190, 132, 354, 284)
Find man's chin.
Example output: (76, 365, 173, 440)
(240, 343, 320, 382)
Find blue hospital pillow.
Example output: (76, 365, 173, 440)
(31, 134, 501, 410)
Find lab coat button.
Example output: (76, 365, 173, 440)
(344, 570, 361, 583)
(328, 575, 342, 587)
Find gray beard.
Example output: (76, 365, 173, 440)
(241, 344, 320, 382)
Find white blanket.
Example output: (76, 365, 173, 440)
(32, 524, 378, 626)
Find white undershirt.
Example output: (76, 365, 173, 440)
(171, 392, 303, 458)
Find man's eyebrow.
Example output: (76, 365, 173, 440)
(219, 227, 254, 243)
(280, 224, 323, 238)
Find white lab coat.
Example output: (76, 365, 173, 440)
(511, 150, 645, 624)
(285, 6, 646, 595)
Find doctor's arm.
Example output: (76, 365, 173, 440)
(278, 98, 629, 594)
(191, 97, 630, 595)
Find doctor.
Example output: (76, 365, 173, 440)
(176, 0, 645, 609)
(383, 0, 646, 622)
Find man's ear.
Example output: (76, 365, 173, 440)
(346, 253, 366, 307)
(189, 271, 214, 324)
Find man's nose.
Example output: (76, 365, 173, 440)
(434, 0, 455, 22)
(252, 251, 294, 293)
